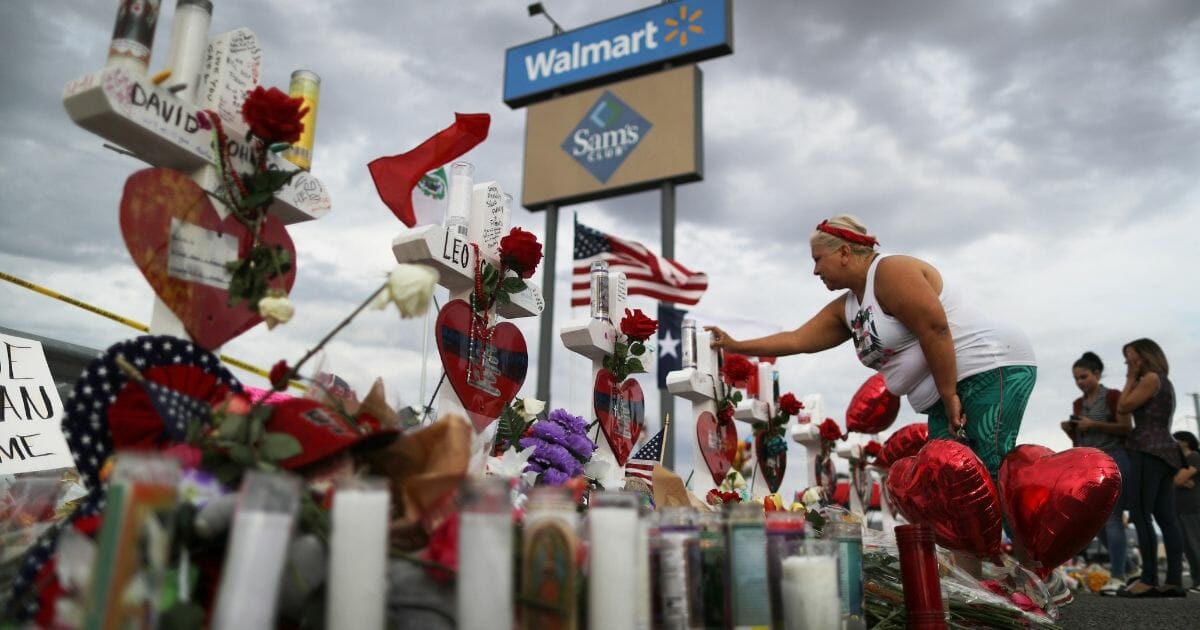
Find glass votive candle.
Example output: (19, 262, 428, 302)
(779, 538, 839, 630)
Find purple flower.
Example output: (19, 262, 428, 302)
(547, 408, 587, 434)
(538, 468, 569, 486)
(565, 432, 597, 460)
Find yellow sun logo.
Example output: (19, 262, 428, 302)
(663, 4, 703, 47)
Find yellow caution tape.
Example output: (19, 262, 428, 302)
(0, 270, 305, 391)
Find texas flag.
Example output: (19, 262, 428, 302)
(656, 303, 687, 389)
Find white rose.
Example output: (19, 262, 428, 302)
(257, 294, 294, 329)
(372, 264, 438, 318)
(802, 486, 825, 506)
(520, 398, 546, 421)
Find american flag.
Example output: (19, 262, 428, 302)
(572, 220, 708, 306)
(625, 424, 667, 488)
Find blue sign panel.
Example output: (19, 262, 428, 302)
(503, 0, 732, 107)
(561, 92, 652, 184)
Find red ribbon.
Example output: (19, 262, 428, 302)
(816, 220, 879, 247)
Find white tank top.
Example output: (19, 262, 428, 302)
(843, 255, 1036, 412)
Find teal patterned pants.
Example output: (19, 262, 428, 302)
(925, 366, 1038, 480)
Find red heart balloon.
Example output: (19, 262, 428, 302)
(593, 369, 644, 466)
(1000, 445, 1121, 577)
(696, 410, 738, 486)
(876, 423, 929, 468)
(120, 168, 297, 350)
(435, 299, 528, 432)
(886, 439, 1003, 556)
(845, 372, 900, 434)
(754, 432, 787, 494)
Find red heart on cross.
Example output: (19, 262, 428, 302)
(119, 168, 296, 350)
(754, 432, 787, 494)
(1000, 445, 1121, 577)
(435, 299, 528, 432)
(695, 410, 737, 486)
(886, 439, 1003, 557)
(593, 368, 644, 467)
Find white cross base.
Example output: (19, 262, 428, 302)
(666, 330, 723, 496)
(62, 26, 332, 348)
(560, 271, 628, 471)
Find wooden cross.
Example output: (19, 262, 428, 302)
(62, 20, 331, 345)
(732, 359, 776, 498)
(560, 261, 632, 469)
(391, 166, 543, 430)
(665, 321, 725, 496)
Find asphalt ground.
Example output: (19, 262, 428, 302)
(1057, 589, 1200, 630)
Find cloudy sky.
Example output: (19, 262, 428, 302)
(2, 1, 1198, 494)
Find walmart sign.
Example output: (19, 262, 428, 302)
(503, 0, 732, 107)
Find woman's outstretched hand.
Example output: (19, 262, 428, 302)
(705, 325, 736, 350)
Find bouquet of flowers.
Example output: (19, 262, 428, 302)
(519, 409, 597, 485)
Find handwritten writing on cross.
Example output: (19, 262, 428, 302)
(560, 262, 628, 467)
(390, 173, 543, 428)
(665, 325, 723, 495)
(732, 359, 778, 498)
(62, 25, 331, 346)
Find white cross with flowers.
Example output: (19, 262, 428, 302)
(391, 167, 543, 430)
(62, 16, 332, 345)
(731, 359, 777, 498)
(834, 440, 869, 516)
(791, 394, 835, 499)
(665, 324, 724, 496)
(559, 262, 630, 469)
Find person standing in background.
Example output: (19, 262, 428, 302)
(1061, 352, 1133, 595)
(1172, 431, 1200, 594)
(1117, 338, 1186, 598)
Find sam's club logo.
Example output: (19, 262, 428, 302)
(562, 92, 652, 184)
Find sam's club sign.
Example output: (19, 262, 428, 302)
(503, 0, 732, 107)
(563, 92, 651, 183)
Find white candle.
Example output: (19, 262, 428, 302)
(635, 514, 652, 630)
(458, 511, 514, 629)
(587, 493, 640, 630)
(327, 483, 390, 630)
(445, 162, 474, 237)
(212, 511, 295, 630)
(781, 555, 839, 630)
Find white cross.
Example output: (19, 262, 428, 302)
(391, 165, 543, 434)
(791, 394, 836, 500)
(665, 322, 724, 496)
(732, 358, 776, 498)
(560, 261, 630, 471)
(834, 440, 869, 516)
(62, 19, 331, 348)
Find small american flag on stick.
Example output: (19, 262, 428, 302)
(625, 416, 669, 489)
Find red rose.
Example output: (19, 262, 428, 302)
(269, 360, 291, 389)
(779, 392, 803, 416)
(241, 86, 308, 144)
(422, 512, 459, 583)
(819, 418, 842, 442)
(722, 353, 755, 385)
(620, 308, 658, 342)
(719, 402, 735, 422)
(499, 227, 543, 279)
(863, 440, 882, 458)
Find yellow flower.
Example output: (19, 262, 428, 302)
(257, 293, 294, 329)
(372, 264, 438, 318)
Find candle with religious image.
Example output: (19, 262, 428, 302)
(212, 471, 302, 630)
(107, 0, 163, 75)
(590, 260, 610, 321)
(657, 506, 702, 629)
(696, 510, 728, 629)
(588, 491, 641, 629)
(681, 318, 697, 369)
(457, 477, 515, 630)
(520, 486, 579, 630)
(326, 478, 390, 630)
(727, 504, 771, 629)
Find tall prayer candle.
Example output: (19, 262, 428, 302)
(636, 506, 654, 630)
(162, 0, 211, 101)
(657, 506, 701, 629)
(588, 492, 640, 630)
(696, 510, 728, 630)
(780, 540, 839, 630)
(896, 524, 946, 629)
(828, 521, 866, 630)
(327, 478, 390, 630)
(590, 260, 610, 321)
(521, 486, 579, 630)
(212, 472, 302, 630)
(457, 477, 514, 630)
(727, 504, 770, 629)
(107, 0, 163, 75)
(765, 511, 806, 630)
(681, 319, 697, 369)
(445, 161, 474, 238)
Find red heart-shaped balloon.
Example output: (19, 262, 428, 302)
(120, 168, 297, 350)
(876, 423, 929, 468)
(593, 369, 644, 466)
(886, 439, 1003, 556)
(754, 432, 787, 494)
(846, 372, 900, 434)
(1000, 445, 1121, 577)
(435, 299, 528, 432)
(695, 410, 737, 486)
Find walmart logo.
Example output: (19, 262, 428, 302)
(663, 4, 705, 47)
(562, 92, 652, 184)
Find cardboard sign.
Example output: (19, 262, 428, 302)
(0, 333, 74, 474)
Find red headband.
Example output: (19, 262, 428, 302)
(816, 220, 879, 248)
